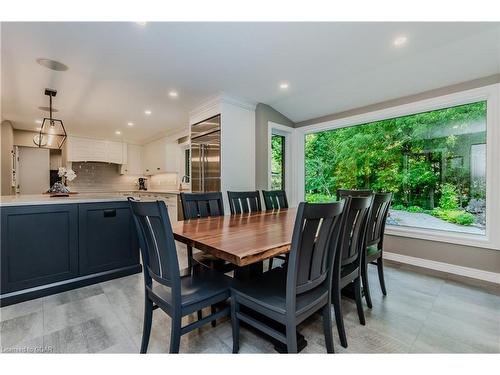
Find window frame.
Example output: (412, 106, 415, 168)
(268, 122, 297, 205)
(295, 84, 500, 250)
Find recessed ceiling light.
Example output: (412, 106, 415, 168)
(36, 58, 69, 71)
(35, 127, 42, 131)
(168, 91, 178, 98)
(127, 122, 134, 127)
(279, 82, 289, 90)
(35, 119, 42, 124)
(135, 22, 147, 26)
(115, 130, 122, 135)
(144, 110, 152, 115)
(393, 36, 408, 47)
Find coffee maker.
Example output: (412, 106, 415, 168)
(138, 177, 147, 191)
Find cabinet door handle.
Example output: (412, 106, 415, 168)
(103, 209, 116, 217)
(157, 167, 160, 170)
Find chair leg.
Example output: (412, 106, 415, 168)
(268, 257, 274, 271)
(354, 278, 366, 326)
(285, 322, 298, 354)
(332, 287, 347, 348)
(211, 305, 217, 327)
(322, 305, 335, 354)
(187, 245, 193, 271)
(230, 298, 240, 354)
(197, 309, 203, 321)
(362, 260, 373, 309)
(377, 258, 387, 296)
(169, 315, 182, 354)
(140, 296, 153, 353)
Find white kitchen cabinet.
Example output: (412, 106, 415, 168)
(120, 144, 143, 175)
(143, 138, 179, 175)
(66, 136, 126, 164)
(122, 191, 178, 222)
(154, 194, 178, 223)
(105, 141, 125, 164)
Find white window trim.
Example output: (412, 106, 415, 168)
(268, 122, 299, 207)
(295, 84, 500, 250)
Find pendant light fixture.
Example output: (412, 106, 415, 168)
(33, 88, 67, 149)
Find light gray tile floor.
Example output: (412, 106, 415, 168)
(1, 245, 499, 354)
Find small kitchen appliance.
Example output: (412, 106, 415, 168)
(138, 177, 147, 191)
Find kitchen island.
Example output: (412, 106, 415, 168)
(0, 194, 142, 306)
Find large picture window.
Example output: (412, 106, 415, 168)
(305, 101, 487, 236)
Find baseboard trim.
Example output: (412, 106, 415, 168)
(384, 252, 500, 284)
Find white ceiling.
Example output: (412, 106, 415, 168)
(2, 22, 499, 144)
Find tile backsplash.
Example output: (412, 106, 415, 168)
(149, 173, 178, 190)
(68, 162, 178, 192)
(68, 162, 141, 192)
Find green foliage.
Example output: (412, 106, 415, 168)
(439, 183, 459, 210)
(392, 204, 405, 210)
(431, 209, 475, 226)
(305, 101, 487, 213)
(406, 206, 425, 213)
(305, 193, 336, 203)
(271, 135, 284, 190)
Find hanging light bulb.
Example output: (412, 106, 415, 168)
(33, 88, 67, 148)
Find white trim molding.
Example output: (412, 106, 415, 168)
(295, 83, 500, 250)
(268, 122, 300, 207)
(189, 93, 256, 125)
(384, 252, 500, 284)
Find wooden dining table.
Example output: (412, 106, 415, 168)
(172, 207, 307, 352)
(172, 208, 297, 268)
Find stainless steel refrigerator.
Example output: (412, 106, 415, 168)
(190, 115, 221, 193)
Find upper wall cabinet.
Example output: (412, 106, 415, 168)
(143, 138, 180, 175)
(66, 136, 127, 164)
(120, 144, 143, 175)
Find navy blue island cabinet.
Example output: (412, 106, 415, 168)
(0, 200, 141, 306)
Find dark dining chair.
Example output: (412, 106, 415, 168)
(336, 189, 373, 200)
(180, 192, 236, 325)
(179, 192, 234, 273)
(262, 190, 289, 210)
(230, 201, 345, 353)
(262, 190, 289, 270)
(361, 192, 392, 308)
(227, 191, 262, 214)
(336, 189, 392, 308)
(128, 198, 231, 353)
(332, 195, 373, 348)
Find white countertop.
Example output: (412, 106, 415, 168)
(119, 190, 186, 195)
(0, 189, 192, 207)
(0, 193, 131, 207)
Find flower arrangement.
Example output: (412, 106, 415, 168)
(48, 167, 77, 195)
(58, 167, 77, 185)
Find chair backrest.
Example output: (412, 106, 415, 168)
(336, 196, 373, 267)
(227, 191, 262, 214)
(180, 192, 225, 219)
(286, 201, 345, 304)
(336, 189, 373, 200)
(128, 198, 180, 292)
(366, 193, 392, 247)
(262, 190, 289, 210)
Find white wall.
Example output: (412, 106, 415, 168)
(1, 121, 14, 195)
(220, 101, 256, 193)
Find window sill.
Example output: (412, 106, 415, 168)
(385, 225, 498, 250)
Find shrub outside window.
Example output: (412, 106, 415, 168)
(304, 101, 487, 236)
